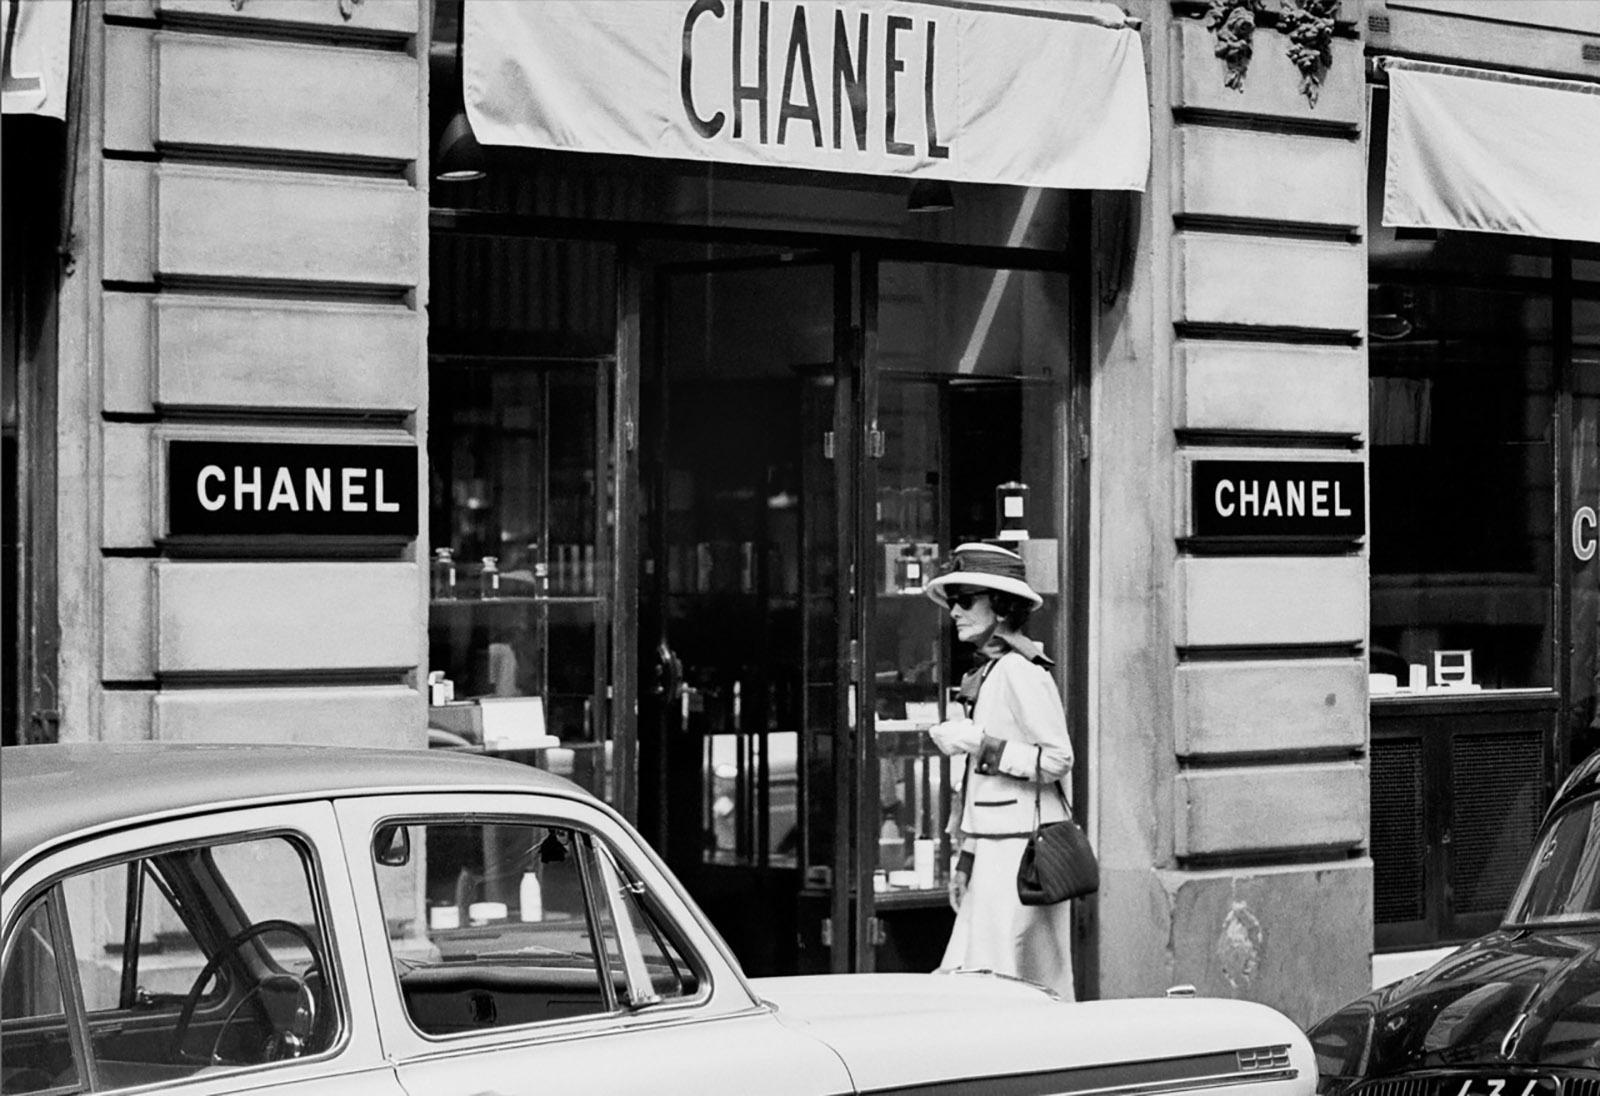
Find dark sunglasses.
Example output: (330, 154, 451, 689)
(949, 590, 989, 611)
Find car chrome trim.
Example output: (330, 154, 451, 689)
(857, 1052, 1301, 1096)
(862, 1068, 1302, 1096)
(948, 967, 1062, 999)
(1498, 1012, 1528, 1059)
(1345, 1071, 1592, 1096)
(384, 999, 778, 1064)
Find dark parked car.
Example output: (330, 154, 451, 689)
(1308, 750, 1600, 1096)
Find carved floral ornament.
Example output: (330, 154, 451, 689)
(1205, 0, 1339, 105)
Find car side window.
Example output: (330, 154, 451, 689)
(2, 834, 338, 1095)
(65, 860, 204, 1013)
(0, 895, 78, 1095)
(373, 820, 621, 1035)
(1506, 796, 1600, 923)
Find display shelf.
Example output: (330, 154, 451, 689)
(431, 596, 541, 607)
(430, 595, 604, 606)
(871, 887, 948, 909)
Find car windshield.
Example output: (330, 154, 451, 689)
(1503, 794, 1600, 926)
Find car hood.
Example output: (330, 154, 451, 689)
(1310, 927, 1600, 1076)
(754, 973, 1316, 1093)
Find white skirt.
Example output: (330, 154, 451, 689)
(937, 835, 1076, 1001)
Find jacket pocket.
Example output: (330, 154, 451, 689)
(973, 798, 1019, 807)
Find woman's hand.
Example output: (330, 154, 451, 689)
(949, 868, 969, 912)
(929, 717, 984, 756)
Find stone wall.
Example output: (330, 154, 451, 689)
(1093, 0, 1373, 1025)
(58, 0, 430, 746)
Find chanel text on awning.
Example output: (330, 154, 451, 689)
(681, 1, 950, 159)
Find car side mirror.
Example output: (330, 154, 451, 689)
(374, 824, 411, 867)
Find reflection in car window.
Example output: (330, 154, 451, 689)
(0, 896, 78, 1094)
(590, 844, 700, 1002)
(373, 821, 617, 1035)
(1505, 797, 1600, 924)
(63, 861, 203, 1012)
(2, 835, 337, 1095)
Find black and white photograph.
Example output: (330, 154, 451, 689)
(2, 0, 1597, 1092)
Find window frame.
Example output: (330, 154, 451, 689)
(0, 803, 370, 1094)
(1502, 790, 1600, 929)
(334, 790, 750, 1062)
(0, 886, 96, 1095)
(361, 814, 706, 1040)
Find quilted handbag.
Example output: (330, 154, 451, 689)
(1016, 747, 1099, 905)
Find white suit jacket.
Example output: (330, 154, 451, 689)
(953, 649, 1074, 839)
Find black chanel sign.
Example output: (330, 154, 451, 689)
(167, 440, 418, 538)
(1191, 460, 1364, 540)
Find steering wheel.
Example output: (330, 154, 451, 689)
(171, 918, 324, 1066)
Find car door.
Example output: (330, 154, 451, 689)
(0, 803, 404, 1096)
(334, 791, 855, 1096)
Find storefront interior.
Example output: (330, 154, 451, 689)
(424, 0, 1088, 977)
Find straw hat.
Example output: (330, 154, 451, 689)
(924, 542, 1043, 610)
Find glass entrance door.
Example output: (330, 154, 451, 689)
(637, 248, 855, 976)
(635, 246, 1079, 979)
(854, 259, 1077, 974)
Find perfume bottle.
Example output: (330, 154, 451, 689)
(432, 548, 457, 599)
(896, 544, 923, 593)
(480, 555, 500, 598)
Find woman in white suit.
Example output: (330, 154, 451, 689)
(924, 542, 1075, 1000)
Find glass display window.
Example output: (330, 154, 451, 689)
(1365, 87, 1600, 950)
(426, 233, 620, 802)
(1367, 278, 1556, 692)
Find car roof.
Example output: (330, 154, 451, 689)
(1, 742, 585, 878)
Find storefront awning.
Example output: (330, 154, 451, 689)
(1380, 57, 1600, 245)
(1, 0, 72, 120)
(463, 0, 1149, 191)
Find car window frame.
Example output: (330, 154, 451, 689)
(357, 811, 697, 1039)
(1, 802, 385, 1096)
(1501, 789, 1600, 929)
(334, 790, 756, 1062)
(1, 884, 99, 1094)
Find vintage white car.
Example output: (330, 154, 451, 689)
(2, 743, 1316, 1095)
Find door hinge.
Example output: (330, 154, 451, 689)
(848, 638, 860, 682)
(868, 425, 885, 459)
(820, 917, 832, 947)
(823, 430, 835, 460)
(622, 415, 636, 452)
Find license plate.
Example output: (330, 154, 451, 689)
(1443, 1077, 1557, 1096)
